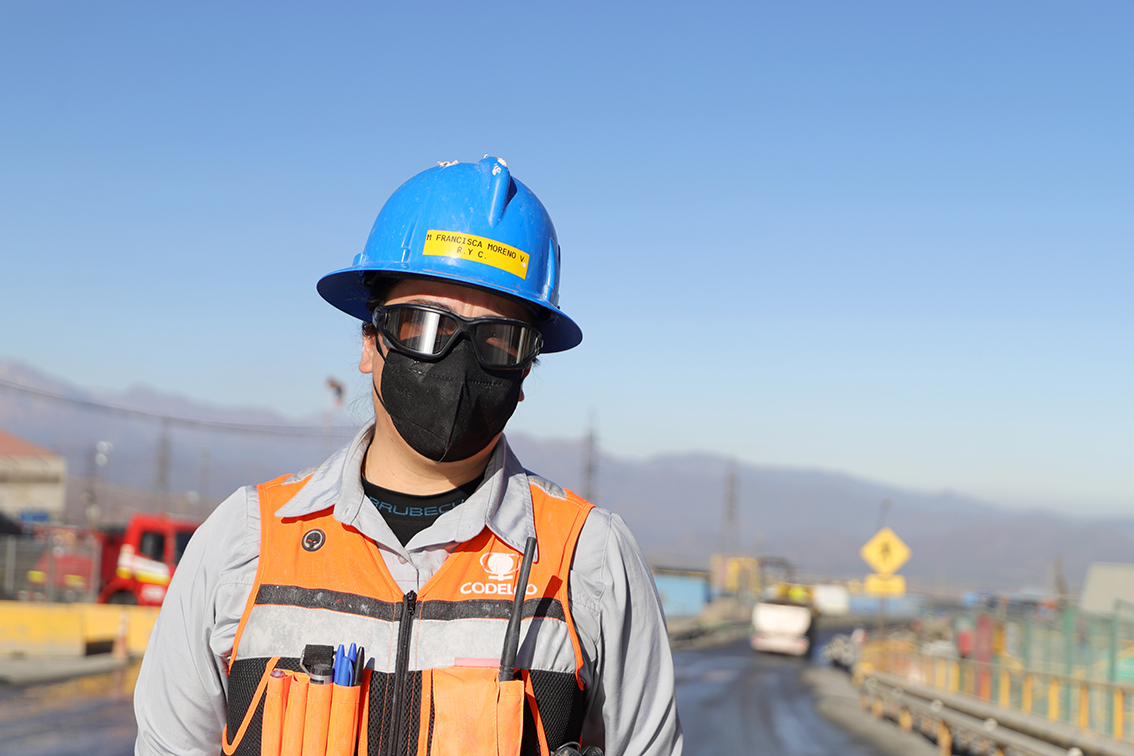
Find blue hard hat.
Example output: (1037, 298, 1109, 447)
(318, 156, 582, 353)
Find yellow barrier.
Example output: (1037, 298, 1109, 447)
(0, 603, 85, 656)
(864, 642, 1134, 744)
(1116, 689, 1126, 740)
(0, 601, 160, 657)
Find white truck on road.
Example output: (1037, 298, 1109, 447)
(750, 600, 814, 656)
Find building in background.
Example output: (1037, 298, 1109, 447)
(0, 427, 67, 522)
(1079, 562, 1134, 614)
(651, 567, 713, 620)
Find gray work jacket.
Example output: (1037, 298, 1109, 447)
(133, 424, 683, 756)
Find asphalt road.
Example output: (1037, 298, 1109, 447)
(0, 638, 936, 756)
(676, 639, 873, 755)
(0, 662, 138, 756)
(674, 635, 939, 756)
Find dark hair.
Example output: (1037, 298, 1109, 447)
(361, 274, 395, 338)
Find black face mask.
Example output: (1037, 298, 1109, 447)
(377, 338, 524, 462)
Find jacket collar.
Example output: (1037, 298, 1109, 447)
(273, 422, 537, 557)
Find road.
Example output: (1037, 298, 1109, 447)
(0, 638, 933, 756)
(674, 635, 938, 756)
(677, 638, 871, 755)
(0, 662, 139, 756)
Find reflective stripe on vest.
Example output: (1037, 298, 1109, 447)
(223, 472, 593, 756)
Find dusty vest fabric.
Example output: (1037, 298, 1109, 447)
(222, 472, 594, 756)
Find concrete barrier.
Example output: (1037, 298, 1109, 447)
(0, 601, 160, 657)
(0, 602, 85, 656)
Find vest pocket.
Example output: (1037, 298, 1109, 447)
(224, 656, 284, 756)
(326, 683, 361, 756)
(251, 668, 365, 756)
(426, 667, 524, 756)
(496, 678, 525, 756)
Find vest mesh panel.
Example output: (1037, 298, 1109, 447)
(226, 656, 305, 756)
(527, 670, 588, 753)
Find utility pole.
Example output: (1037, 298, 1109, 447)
(875, 498, 892, 639)
(877, 498, 891, 531)
(84, 442, 98, 517)
(718, 460, 738, 556)
(198, 447, 211, 507)
(581, 412, 598, 505)
(325, 377, 345, 449)
(155, 419, 171, 512)
(87, 441, 112, 527)
(1052, 555, 1068, 607)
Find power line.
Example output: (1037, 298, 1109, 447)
(0, 377, 342, 438)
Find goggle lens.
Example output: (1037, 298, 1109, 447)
(374, 305, 542, 368)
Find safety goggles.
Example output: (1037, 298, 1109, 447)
(372, 304, 543, 368)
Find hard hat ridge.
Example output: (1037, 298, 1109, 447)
(318, 156, 582, 352)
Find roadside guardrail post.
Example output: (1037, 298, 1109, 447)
(1109, 613, 1120, 736)
(1115, 687, 1125, 741)
(1048, 676, 1059, 721)
(936, 720, 951, 756)
(1063, 605, 1075, 723)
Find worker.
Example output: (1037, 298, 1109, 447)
(134, 156, 683, 756)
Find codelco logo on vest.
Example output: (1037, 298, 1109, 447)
(460, 551, 538, 596)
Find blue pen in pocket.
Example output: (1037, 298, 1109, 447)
(333, 644, 347, 686)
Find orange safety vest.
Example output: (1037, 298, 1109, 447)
(221, 472, 594, 756)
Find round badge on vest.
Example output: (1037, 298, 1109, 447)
(302, 529, 325, 552)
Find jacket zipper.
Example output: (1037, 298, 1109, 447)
(390, 590, 417, 756)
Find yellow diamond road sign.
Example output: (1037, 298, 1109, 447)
(860, 527, 910, 575)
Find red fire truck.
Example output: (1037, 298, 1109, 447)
(20, 513, 201, 606)
(96, 513, 202, 605)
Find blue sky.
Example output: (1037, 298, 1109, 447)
(1, 2, 1131, 515)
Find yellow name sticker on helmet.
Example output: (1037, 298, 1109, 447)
(422, 230, 529, 279)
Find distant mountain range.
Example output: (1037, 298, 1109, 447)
(2, 358, 1130, 595)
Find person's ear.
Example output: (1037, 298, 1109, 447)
(359, 332, 380, 374)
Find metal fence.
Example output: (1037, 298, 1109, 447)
(0, 532, 101, 603)
(862, 602, 1134, 744)
(999, 604, 1134, 739)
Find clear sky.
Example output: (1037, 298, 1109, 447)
(1, 2, 1131, 515)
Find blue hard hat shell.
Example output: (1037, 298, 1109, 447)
(318, 157, 582, 353)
